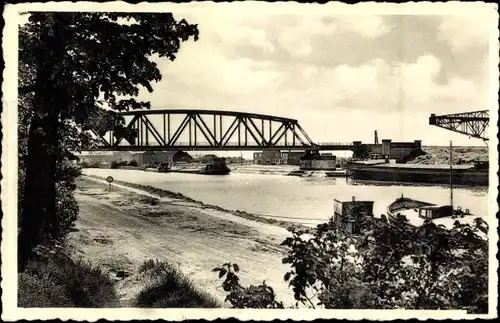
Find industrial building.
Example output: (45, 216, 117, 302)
(132, 151, 193, 166)
(371, 139, 423, 161)
(352, 136, 424, 162)
(253, 149, 305, 165)
(282, 151, 306, 165)
(253, 149, 284, 165)
(80, 150, 193, 166)
(299, 150, 337, 170)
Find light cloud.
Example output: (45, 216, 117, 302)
(437, 15, 491, 52)
(105, 11, 493, 146)
(334, 15, 393, 38)
(276, 16, 336, 58)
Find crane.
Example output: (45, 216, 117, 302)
(429, 110, 489, 142)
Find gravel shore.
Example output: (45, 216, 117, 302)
(69, 176, 298, 307)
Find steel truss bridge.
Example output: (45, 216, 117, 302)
(85, 109, 355, 152)
(429, 110, 490, 141)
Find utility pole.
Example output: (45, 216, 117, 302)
(449, 140, 453, 208)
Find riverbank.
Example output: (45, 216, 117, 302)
(69, 176, 298, 306)
(413, 146, 489, 165)
(84, 173, 314, 231)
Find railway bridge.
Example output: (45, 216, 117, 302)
(83, 109, 360, 153)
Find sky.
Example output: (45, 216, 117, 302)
(19, 4, 498, 157)
(128, 6, 495, 151)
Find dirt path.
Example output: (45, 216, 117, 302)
(69, 177, 295, 307)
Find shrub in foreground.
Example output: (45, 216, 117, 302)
(213, 263, 284, 308)
(19, 252, 119, 307)
(136, 259, 220, 308)
(214, 215, 488, 313)
(18, 272, 73, 307)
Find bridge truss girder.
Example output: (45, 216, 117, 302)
(86, 109, 317, 151)
(429, 110, 489, 141)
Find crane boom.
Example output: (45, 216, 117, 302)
(429, 110, 489, 141)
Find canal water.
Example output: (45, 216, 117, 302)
(84, 168, 489, 227)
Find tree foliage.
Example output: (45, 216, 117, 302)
(18, 12, 199, 269)
(213, 263, 284, 309)
(216, 214, 489, 313)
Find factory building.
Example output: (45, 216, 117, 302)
(253, 149, 305, 165)
(299, 150, 337, 170)
(353, 139, 424, 162)
(253, 149, 284, 165)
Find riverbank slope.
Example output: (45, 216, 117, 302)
(69, 177, 295, 306)
(413, 146, 489, 165)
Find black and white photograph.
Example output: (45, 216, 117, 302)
(1, 1, 498, 321)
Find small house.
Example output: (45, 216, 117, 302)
(253, 149, 284, 165)
(333, 197, 374, 235)
(200, 154, 218, 163)
(299, 150, 337, 170)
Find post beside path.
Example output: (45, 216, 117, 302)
(106, 176, 114, 191)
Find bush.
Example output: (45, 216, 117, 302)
(18, 272, 73, 307)
(128, 159, 138, 167)
(214, 263, 283, 309)
(55, 183, 79, 238)
(214, 215, 489, 313)
(136, 259, 220, 308)
(19, 252, 119, 307)
(18, 160, 81, 245)
(139, 196, 160, 205)
(110, 160, 119, 169)
(79, 161, 100, 168)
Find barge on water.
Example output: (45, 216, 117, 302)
(159, 157, 231, 175)
(325, 169, 347, 177)
(385, 194, 482, 231)
(345, 161, 488, 186)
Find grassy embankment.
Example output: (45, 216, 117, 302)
(19, 253, 220, 308)
(18, 252, 120, 307)
(135, 259, 219, 308)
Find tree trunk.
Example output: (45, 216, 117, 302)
(18, 14, 67, 270)
(18, 110, 59, 267)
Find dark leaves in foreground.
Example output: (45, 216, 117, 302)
(216, 214, 488, 313)
(213, 263, 284, 309)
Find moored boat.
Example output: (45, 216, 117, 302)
(325, 169, 347, 177)
(157, 157, 231, 175)
(346, 162, 488, 186)
(164, 158, 231, 175)
(385, 141, 485, 230)
(286, 170, 306, 177)
(199, 157, 231, 175)
(386, 194, 474, 229)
